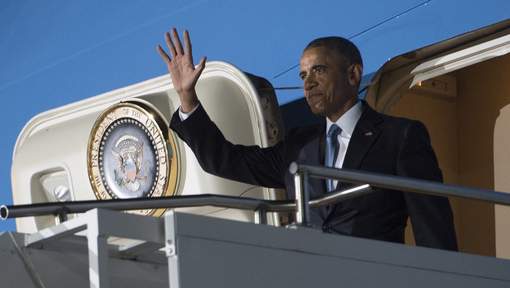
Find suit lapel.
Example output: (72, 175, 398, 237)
(295, 103, 384, 222)
(324, 103, 384, 223)
(342, 102, 383, 169)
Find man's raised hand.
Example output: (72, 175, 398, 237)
(157, 28, 206, 113)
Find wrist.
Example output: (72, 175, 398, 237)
(179, 90, 200, 113)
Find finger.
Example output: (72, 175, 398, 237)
(172, 27, 184, 55)
(157, 45, 172, 65)
(194, 56, 207, 77)
(165, 32, 177, 57)
(184, 30, 193, 62)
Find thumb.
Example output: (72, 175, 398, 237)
(195, 56, 207, 76)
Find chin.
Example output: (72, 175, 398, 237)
(309, 108, 326, 117)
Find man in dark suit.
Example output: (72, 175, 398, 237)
(157, 28, 458, 251)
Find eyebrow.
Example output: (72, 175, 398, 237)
(299, 64, 328, 78)
(312, 64, 327, 70)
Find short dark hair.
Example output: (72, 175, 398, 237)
(305, 36, 363, 67)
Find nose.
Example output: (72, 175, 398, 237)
(303, 73, 317, 91)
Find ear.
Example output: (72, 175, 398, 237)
(347, 63, 363, 87)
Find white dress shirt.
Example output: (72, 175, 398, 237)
(178, 104, 200, 121)
(326, 101, 363, 188)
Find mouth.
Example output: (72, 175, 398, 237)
(305, 93, 323, 101)
(306, 92, 322, 97)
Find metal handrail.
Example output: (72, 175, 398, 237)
(3, 162, 510, 227)
(0, 186, 371, 222)
(289, 163, 510, 205)
(0, 194, 292, 221)
(289, 162, 510, 226)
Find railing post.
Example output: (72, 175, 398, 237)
(254, 208, 267, 225)
(56, 207, 70, 224)
(294, 170, 311, 226)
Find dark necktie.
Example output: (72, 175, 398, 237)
(325, 124, 342, 192)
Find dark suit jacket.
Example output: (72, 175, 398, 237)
(170, 102, 458, 251)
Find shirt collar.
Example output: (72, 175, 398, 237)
(326, 101, 363, 138)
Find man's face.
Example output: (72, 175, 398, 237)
(299, 47, 357, 121)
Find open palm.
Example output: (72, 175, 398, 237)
(157, 28, 206, 112)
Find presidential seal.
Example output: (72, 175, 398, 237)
(87, 101, 180, 216)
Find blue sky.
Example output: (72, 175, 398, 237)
(0, 0, 508, 231)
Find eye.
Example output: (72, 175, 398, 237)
(313, 65, 327, 74)
(299, 72, 306, 80)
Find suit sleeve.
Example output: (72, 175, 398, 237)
(396, 121, 458, 251)
(170, 105, 287, 188)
